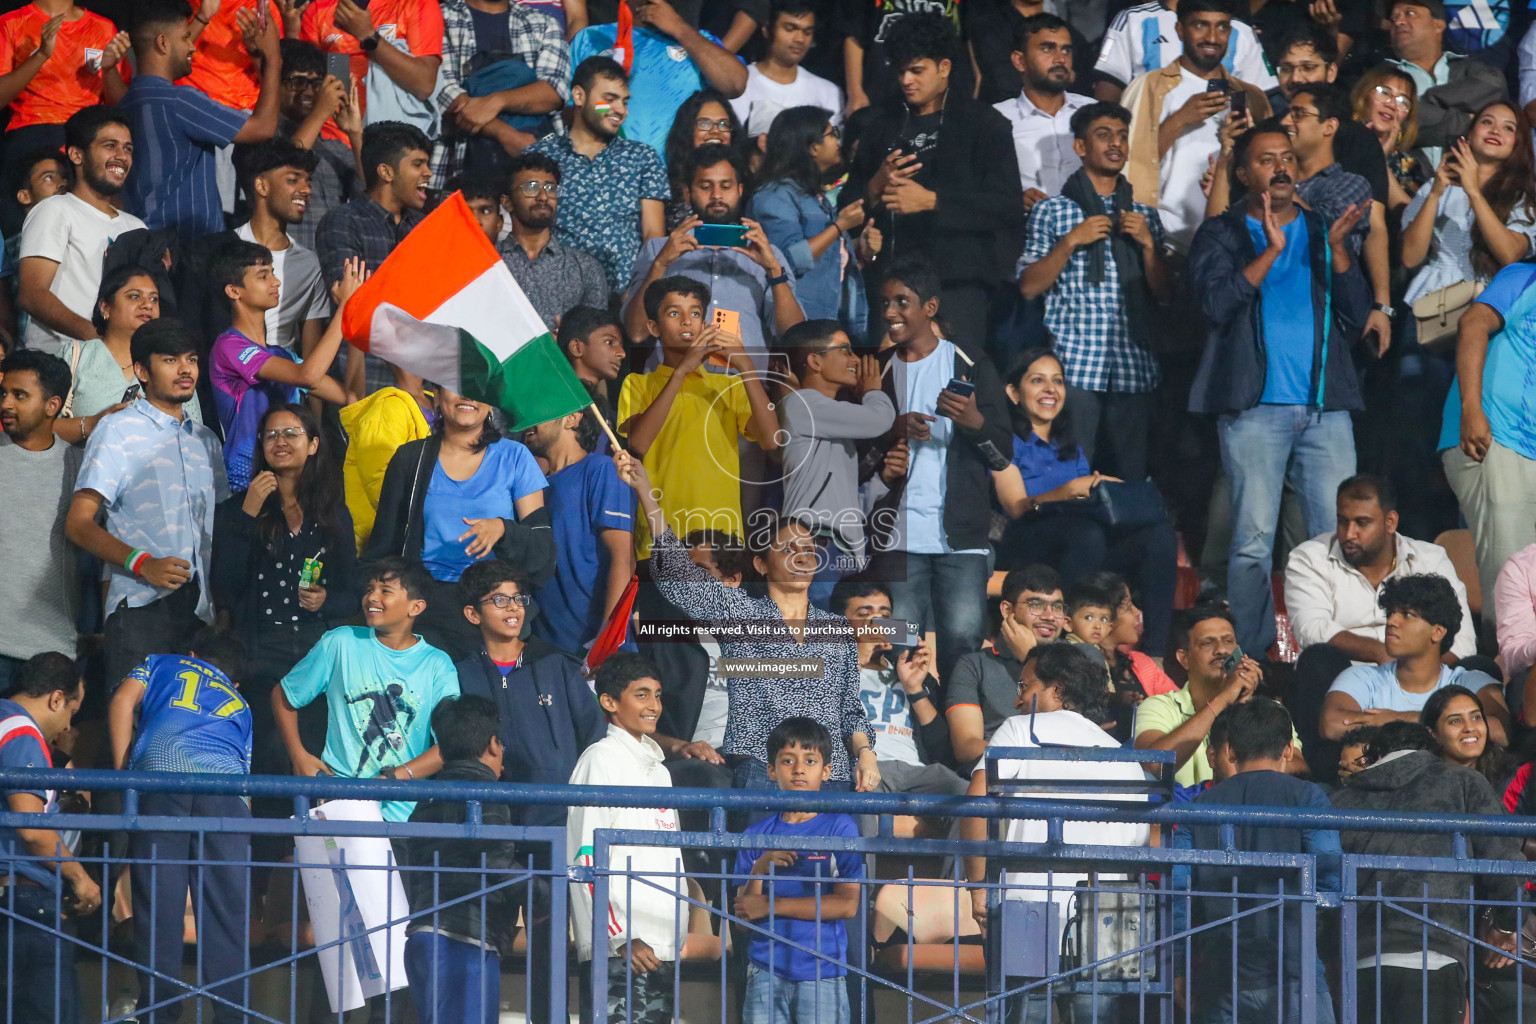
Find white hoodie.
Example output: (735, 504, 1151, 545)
(567, 723, 687, 962)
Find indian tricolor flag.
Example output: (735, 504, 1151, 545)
(341, 192, 591, 432)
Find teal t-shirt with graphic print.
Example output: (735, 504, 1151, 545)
(280, 626, 459, 821)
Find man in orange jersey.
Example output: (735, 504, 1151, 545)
(0, 0, 130, 158)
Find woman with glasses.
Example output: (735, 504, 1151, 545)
(213, 403, 357, 764)
(662, 89, 747, 230)
(747, 105, 878, 334)
(52, 265, 203, 443)
(1351, 67, 1427, 213)
(990, 348, 1177, 656)
(364, 387, 551, 660)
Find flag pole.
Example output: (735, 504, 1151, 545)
(589, 402, 624, 453)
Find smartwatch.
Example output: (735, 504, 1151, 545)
(765, 271, 789, 288)
(361, 32, 381, 52)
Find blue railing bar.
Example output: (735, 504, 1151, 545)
(9, 767, 1536, 837)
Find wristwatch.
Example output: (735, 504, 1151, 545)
(1372, 302, 1396, 319)
(360, 32, 381, 52)
(765, 270, 789, 287)
(906, 684, 936, 706)
(380, 765, 397, 779)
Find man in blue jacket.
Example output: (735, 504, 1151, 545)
(455, 557, 605, 1024)
(1188, 122, 1369, 657)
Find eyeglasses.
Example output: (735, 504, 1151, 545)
(513, 181, 559, 198)
(282, 75, 323, 93)
(695, 117, 733, 134)
(1022, 598, 1066, 615)
(823, 124, 842, 140)
(481, 593, 530, 609)
(261, 427, 309, 442)
(821, 342, 853, 356)
(1276, 61, 1328, 76)
(1287, 107, 1322, 122)
(1373, 84, 1413, 112)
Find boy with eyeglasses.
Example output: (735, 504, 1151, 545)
(497, 150, 608, 331)
(455, 556, 604, 1024)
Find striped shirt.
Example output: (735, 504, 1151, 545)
(119, 74, 248, 239)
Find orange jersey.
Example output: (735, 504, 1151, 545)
(0, 5, 127, 130)
(300, 0, 443, 104)
(180, 0, 283, 112)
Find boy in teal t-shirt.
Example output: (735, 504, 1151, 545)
(276, 557, 459, 820)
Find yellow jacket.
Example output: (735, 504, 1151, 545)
(338, 388, 431, 553)
(1123, 60, 1272, 210)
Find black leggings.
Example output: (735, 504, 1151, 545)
(996, 513, 1179, 656)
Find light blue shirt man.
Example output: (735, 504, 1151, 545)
(74, 398, 228, 623)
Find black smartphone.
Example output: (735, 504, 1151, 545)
(121, 383, 141, 404)
(1230, 91, 1247, 118)
(944, 377, 975, 399)
(871, 616, 921, 650)
(1221, 646, 1245, 675)
(1206, 78, 1230, 94)
(326, 52, 351, 86)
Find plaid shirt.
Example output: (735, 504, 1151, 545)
(431, 0, 570, 190)
(1019, 193, 1166, 393)
(315, 198, 426, 394)
(1295, 162, 1371, 259)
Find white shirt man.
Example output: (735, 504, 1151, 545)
(1286, 534, 1477, 661)
(20, 193, 145, 353)
(997, 90, 1093, 197)
(730, 64, 844, 137)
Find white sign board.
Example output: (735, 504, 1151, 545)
(294, 800, 411, 1013)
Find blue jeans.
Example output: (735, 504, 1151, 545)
(885, 551, 989, 684)
(745, 963, 849, 1024)
(404, 931, 501, 1024)
(0, 884, 80, 1024)
(1198, 965, 1336, 1024)
(1218, 406, 1355, 654)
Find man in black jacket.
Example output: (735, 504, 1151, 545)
(400, 694, 519, 1024)
(1187, 123, 1367, 658)
(864, 254, 1013, 685)
(452, 559, 603, 1024)
(842, 12, 1022, 351)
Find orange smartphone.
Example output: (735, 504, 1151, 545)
(708, 309, 739, 366)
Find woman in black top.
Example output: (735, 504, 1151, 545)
(213, 402, 356, 766)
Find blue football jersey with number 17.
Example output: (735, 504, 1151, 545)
(124, 655, 252, 775)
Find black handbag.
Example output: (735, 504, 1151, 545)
(1033, 480, 1167, 529)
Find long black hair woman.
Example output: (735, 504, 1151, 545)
(1421, 684, 1514, 794)
(663, 88, 748, 229)
(213, 402, 357, 763)
(365, 387, 552, 659)
(991, 347, 1178, 655)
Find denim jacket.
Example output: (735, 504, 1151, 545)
(748, 180, 866, 341)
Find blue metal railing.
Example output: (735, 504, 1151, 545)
(0, 767, 1532, 1023)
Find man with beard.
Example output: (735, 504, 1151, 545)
(624, 144, 803, 370)
(0, 350, 81, 690)
(1019, 101, 1169, 479)
(1187, 124, 1368, 662)
(530, 56, 671, 294)
(520, 406, 635, 653)
(1122, 0, 1271, 253)
(66, 318, 229, 685)
(496, 151, 609, 331)
(17, 105, 145, 353)
(1285, 474, 1479, 774)
(119, 0, 280, 239)
(995, 14, 1091, 208)
(272, 39, 364, 250)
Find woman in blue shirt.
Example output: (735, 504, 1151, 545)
(748, 105, 875, 337)
(990, 348, 1177, 655)
(365, 388, 551, 660)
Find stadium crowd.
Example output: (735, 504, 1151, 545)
(5, 0, 1536, 1020)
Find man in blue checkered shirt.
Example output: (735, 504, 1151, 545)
(1019, 101, 1170, 481)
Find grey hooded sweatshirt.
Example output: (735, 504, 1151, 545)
(781, 387, 895, 566)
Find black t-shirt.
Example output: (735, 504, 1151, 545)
(1332, 116, 1390, 208)
(897, 108, 943, 187)
(838, 0, 970, 107)
(469, 5, 513, 55)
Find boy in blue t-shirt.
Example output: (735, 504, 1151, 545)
(734, 717, 864, 1024)
(275, 557, 460, 822)
(107, 628, 254, 1024)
